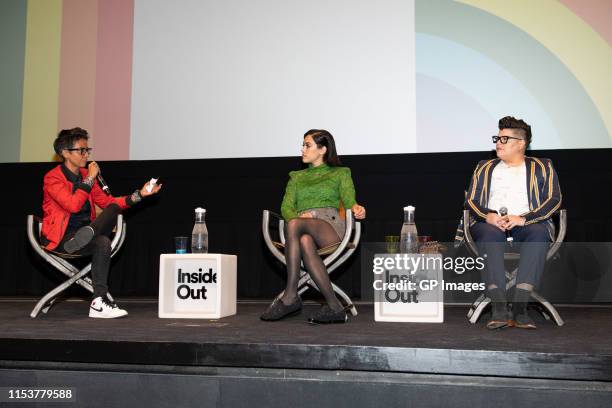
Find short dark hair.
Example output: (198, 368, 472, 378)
(53, 127, 89, 157)
(498, 116, 532, 149)
(304, 129, 341, 166)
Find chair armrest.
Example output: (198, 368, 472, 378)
(547, 209, 566, 260)
(463, 210, 479, 256)
(109, 214, 126, 253)
(262, 210, 287, 264)
(266, 210, 282, 220)
(320, 209, 355, 267)
(555, 209, 567, 244)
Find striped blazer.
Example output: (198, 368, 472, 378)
(455, 156, 562, 243)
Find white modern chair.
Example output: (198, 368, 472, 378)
(262, 209, 361, 316)
(27, 214, 126, 318)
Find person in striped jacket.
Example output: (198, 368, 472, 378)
(461, 116, 562, 330)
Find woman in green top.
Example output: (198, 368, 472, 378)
(261, 129, 366, 324)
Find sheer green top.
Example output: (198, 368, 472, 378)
(280, 163, 357, 221)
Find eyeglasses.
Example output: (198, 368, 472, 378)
(492, 135, 523, 144)
(66, 147, 93, 155)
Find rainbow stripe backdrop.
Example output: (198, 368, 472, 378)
(416, 0, 612, 152)
(1, 0, 133, 163)
(0, 0, 610, 162)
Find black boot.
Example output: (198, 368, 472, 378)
(511, 288, 536, 329)
(486, 288, 511, 330)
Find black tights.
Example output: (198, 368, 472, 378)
(281, 218, 343, 311)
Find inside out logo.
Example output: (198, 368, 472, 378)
(176, 267, 217, 300)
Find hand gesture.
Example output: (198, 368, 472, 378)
(139, 181, 162, 197)
(352, 204, 366, 219)
(87, 161, 100, 180)
(500, 215, 526, 230)
(486, 212, 505, 231)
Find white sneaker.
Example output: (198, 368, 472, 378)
(89, 296, 128, 318)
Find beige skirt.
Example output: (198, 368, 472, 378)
(299, 207, 346, 240)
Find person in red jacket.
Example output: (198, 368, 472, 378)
(42, 128, 161, 318)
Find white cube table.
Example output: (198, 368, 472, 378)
(159, 253, 237, 319)
(373, 253, 444, 323)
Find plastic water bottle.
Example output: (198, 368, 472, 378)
(400, 206, 418, 254)
(191, 207, 209, 253)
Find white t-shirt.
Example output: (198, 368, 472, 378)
(488, 161, 529, 216)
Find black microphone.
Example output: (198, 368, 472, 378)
(89, 162, 111, 195)
(499, 206, 513, 243)
(97, 173, 111, 195)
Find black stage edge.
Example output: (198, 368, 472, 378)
(1, 301, 611, 381)
(2, 301, 612, 407)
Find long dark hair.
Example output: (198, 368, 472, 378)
(304, 129, 341, 166)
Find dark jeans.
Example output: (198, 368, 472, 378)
(471, 222, 550, 290)
(58, 204, 121, 298)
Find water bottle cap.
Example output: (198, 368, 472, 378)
(403, 205, 415, 211)
(195, 207, 206, 213)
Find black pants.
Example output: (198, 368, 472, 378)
(58, 204, 121, 298)
(471, 222, 550, 290)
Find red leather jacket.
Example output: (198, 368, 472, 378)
(41, 165, 130, 250)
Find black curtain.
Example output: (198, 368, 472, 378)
(1, 148, 611, 298)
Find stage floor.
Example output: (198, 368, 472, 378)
(1, 299, 611, 382)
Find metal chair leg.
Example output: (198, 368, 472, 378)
(505, 267, 518, 290)
(467, 293, 486, 320)
(52, 258, 95, 294)
(531, 291, 565, 326)
(41, 298, 57, 314)
(296, 279, 358, 317)
(468, 295, 490, 324)
(30, 267, 91, 318)
(294, 267, 358, 316)
(330, 282, 358, 316)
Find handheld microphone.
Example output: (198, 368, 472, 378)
(89, 161, 111, 195)
(97, 173, 111, 195)
(499, 206, 513, 243)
